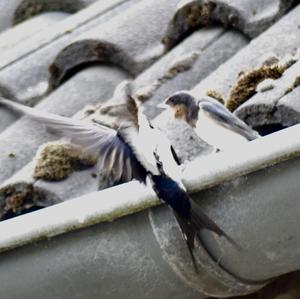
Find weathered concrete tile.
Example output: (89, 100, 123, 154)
(0, 0, 180, 104)
(235, 58, 300, 127)
(35, 166, 99, 199)
(162, 0, 295, 49)
(189, 4, 300, 109)
(0, 0, 130, 102)
(0, 0, 128, 67)
(1, 162, 35, 187)
(48, 0, 180, 87)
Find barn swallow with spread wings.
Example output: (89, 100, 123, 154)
(0, 83, 236, 267)
(161, 91, 260, 152)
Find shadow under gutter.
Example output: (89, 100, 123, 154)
(1, 124, 300, 297)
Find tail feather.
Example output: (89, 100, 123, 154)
(190, 200, 228, 238)
(174, 204, 240, 272)
(183, 199, 240, 249)
(173, 211, 195, 249)
(174, 211, 199, 272)
(150, 173, 239, 254)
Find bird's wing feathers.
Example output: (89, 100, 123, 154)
(0, 97, 147, 185)
(199, 100, 259, 141)
(97, 129, 148, 184)
(35, 113, 147, 184)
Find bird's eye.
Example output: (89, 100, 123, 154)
(169, 97, 175, 104)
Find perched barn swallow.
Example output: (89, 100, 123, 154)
(0, 85, 236, 265)
(161, 91, 260, 151)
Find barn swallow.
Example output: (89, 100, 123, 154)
(161, 91, 260, 151)
(0, 84, 236, 266)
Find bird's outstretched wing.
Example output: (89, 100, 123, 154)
(199, 99, 260, 141)
(0, 97, 147, 185)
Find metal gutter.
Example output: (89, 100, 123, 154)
(1, 122, 299, 253)
(0, 124, 300, 297)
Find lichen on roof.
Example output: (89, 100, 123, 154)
(1, 184, 34, 214)
(225, 50, 300, 111)
(226, 64, 285, 111)
(33, 142, 97, 181)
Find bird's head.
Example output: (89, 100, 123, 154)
(159, 91, 199, 127)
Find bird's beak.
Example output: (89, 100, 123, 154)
(157, 99, 170, 109)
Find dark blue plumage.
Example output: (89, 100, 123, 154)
(150, 173, 235, 249)
(151, 174, 191, 219)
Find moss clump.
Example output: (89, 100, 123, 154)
(0, 183, 60, 221)
(2, 184, 34, 214)
(33, 142, 97, 181)
(206, 90, 225, 104)
(226, 65, 285, 111)
(0, 183, 42, 221)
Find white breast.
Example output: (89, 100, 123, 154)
(134, 110, 183, 183)
(195, 110, 248, 151)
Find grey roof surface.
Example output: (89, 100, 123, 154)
(0, 0, 300, 297)
(0, 0, 298, 212)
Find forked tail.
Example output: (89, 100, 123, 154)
(149, 173, 239, 270)
(188, 199, 239, 248)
